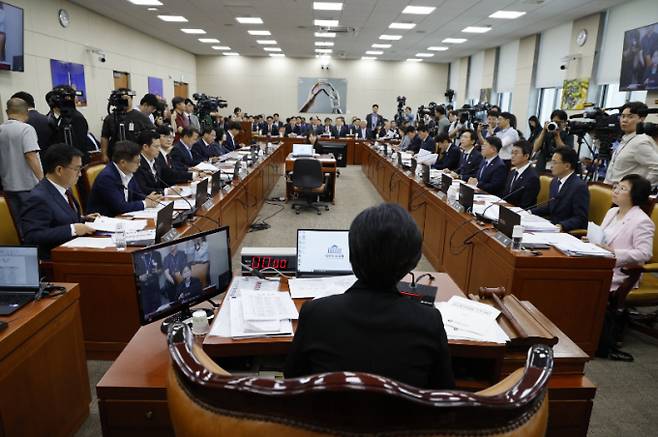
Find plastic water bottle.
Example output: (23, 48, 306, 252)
(114, 221, 127, 251)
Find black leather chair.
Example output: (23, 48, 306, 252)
(289, 158, 329, 215)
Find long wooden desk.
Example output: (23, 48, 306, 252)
(51, 145, 286, 359)
(359, 143, 614, 357)
(254, 135, 368, 165)
(0, 283, 90, 436)
(97, 272, 595, 437)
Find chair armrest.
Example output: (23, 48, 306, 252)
(475, 368, 524, 397)
(642, 263, 658, 273)
(569, 229, 587, 237)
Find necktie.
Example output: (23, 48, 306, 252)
(479, 160, 488, 179)
(165, 154, 171, 167)
(65, 190, 78, 214)
(510, 170, 518, 189)
(557, 179, 563, 192)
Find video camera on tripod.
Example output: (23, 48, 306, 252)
(193, 93, 228, 129)
(394, 96, 407, 125)
(107, 88, 135, 113)
(46, 85, 83, 146)
(567, 107, 622, 161)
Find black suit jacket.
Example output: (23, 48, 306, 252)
(419, 136, 436, 153)
(260, 124, 279, 136)
(532, 173, 589, 232)
(356, 127, 373, 140)
(319, 125, 338, 137)
(504, 165, 540, 209)
(192, 139, 223, 162)
(169, 140, 200, 172)
(284, 280, 455, 389)
(365, 113, 382, 130)
(336, 125, 350, 137)
(433, 143, 461, 171)
(457, 148, 483, 181)
(49, 109, 90, 162)
(27, 110, 53, 156)
(157, 152, 192, 186)
(21, 178, 83, 258)
(224, 133, 238, 151)
(475, 155, 508, 196)
(407, 135, 422, 154)
(134, 155, 166, 195)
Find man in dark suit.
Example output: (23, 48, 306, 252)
(356, 120, 373, 140)
(284, 117, 301, 137)
(21, 144, 96, 259)
(433, 133, 460, 171)
(400, 126, 422, 153)
(135, 249, 164, 316)
(285, 203, 454, 389)
(170, 127, 201, 172)
(223, 121, 241, 151)
(163, 245, 188, 300)
(335, 117, 350, 137)
(134, 130, 166, 195)
(86, 140, 162, 216)
(176, 263, 203, 303)
(447, 129, 482, 181)
(260, 116, 279, 136)
(418, 126, 436, 153)
(532, 147, 589, 232)
(320, 117, 338, 137)
(504, 140, 540, 209)
(156, 125, 193, 186)
(365, 104, 383, 132)
(192, 127, 225, 162)
(467, 136, 508, 196)
(11, 91, 52, 158)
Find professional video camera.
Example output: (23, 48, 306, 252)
(107, 88, 136, 113)
(444, 89, 455, 104)
(46, 85, 83, 146)
(193, 92, 228, 129)
(394, 96, 407, 125)
(567, 107, 622, 162)
(459, 102, 492, 132)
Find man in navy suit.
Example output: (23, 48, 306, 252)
(467, 136, 508, 196)
(418, 126, 436, 153)
(156, 125, 193, 186)
(335, 117, 350, 137)
(134, 130, 167, 195)
(260, 116, 279, 136)
(504, 140, 540, 209)
(365, 104, 383, 132)
(433, 133, 460, 171)
(356, 120, 373, 140)
(223, 121, 242, 151)
(532, 147, 589, 232)
(192, 127, 225, 162)
(447, 129, 482, 181)
(169, 127, 201, 172)
(87, 140, 162, 216)
(320, 117, 338, 137)
(21, 144, 97, 258)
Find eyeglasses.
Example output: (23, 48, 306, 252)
(65, 166, 82, 174)
(612, 183, 630, 193)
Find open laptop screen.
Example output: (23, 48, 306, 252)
(0, 246, 40, 290)
(296, 229, 352, 277)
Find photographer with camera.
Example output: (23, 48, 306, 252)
(46, 85, 91, 163)
(494, 112, 519, 167)
(476, 110, 500, 145)
(532, 109, 573, 172)
(448, 107, 475, 140)
(604, 102, 658, 186)
(100, 88, 153, 163)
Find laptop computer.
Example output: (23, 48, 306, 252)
(0, 246, 40, 316)
(494, 206, 521, 238)
(296, 229, 352, 278)
(459, 183, 475, 212)
(292, 144, 314, 157)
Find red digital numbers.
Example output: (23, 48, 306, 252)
(251, 256, 288, 270)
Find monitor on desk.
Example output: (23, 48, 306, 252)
(440, 174, 452, 194)
(494, 206, 521, 239)
(195, 178, 209, 208)
(132, 227, 232, 325)
(459, 183, 474, 212)
(296, 229, 352, 277)
(292, 144, 314, 157)
(0, 246, 40, 291)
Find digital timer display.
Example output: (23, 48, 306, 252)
(250, 256, 288, 270)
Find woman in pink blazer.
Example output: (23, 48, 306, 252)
(600, 174, 655, 292)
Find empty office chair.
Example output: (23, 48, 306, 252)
(167, 323, 553, 437)
(570, 182, 613, 237)
(80, 163, 106, 211)
(289, 158, 329, 215)
(0, 194, 21, 245)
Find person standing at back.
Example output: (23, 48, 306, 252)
(11, 91, 52, 158)
(0, 97, 43, 221)
(285, 203, 455, 389)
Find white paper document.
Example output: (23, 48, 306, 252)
(164, 186, 193, 198)
(174, 198, 196, 210)
(125, 229, 156, 242)
(62, 237, 116, 249)
(416, 153, 438, 166)
(240, 290, 299, 321)
(123, 207, 162, 219)
(89, 217, 147, 233)
(288, 275, 357, 299)
(435, 296, 509, 344)
(192, 162, 219, 172)
(234, 276, 281, 293)
(229, 298, 293, 338)
(587, 221, 605, 244)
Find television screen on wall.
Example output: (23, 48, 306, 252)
(0, 1, 24, 72)
(620, 21, 658, 91)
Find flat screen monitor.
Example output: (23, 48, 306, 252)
(494, 206, 521, 238)
(459, 183, 474, 212)
(296, 229, 352, 277)
(154, 202, 174, 244)
(440, 174, 452, 194)
(0, 2, 24, 72)
(195, 178, 209, 208)
(210, 171, 222, 196)
(292, 144, 314, 157)
(620, 21, 658, 91)
(0, 246, 39, 290)
(132, 227, 232, 324)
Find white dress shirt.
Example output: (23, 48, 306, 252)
(113, 162, 145, 207)
(557, 171, 574, 192)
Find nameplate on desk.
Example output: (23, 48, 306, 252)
(449, 200, 464, 213)
(202, 198, 215, 211)
(493, 231, 512, 248)
(161, 228, 179, 243)
(436, 191, 447, 201)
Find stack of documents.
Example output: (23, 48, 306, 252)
(123, 206, 163, 219)
(416, 149, 438, 166)
(165, 186, 193, 198)
(173, 198, 196, 210)
(520, 214, 560, 233)
(288, 275, 357, 299)
(192, 162, 219, 172)
(522, 232, 613, 257)
(435, 296, 510, 344)
(89, 217, 147, 233)
(62, 237, 115, 249)
(125, 229, 156, 243)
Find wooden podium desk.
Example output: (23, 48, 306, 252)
(360, 144, 614, 357)
(0, 283, 90, 437)
(285, 153, 337, 202)
(51, 145, 286, 359)
(254, 135, 368, 165)
(97, 272, 594, 437)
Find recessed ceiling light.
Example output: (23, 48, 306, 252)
(416, 53, 434, 57)
(402, 6, 435, 15)
(427, 46, 449, 51)
(128, 0, 162, 5)
(147, 8, 158, 11)
(236, 17, 263, 24)
(379, 34, 402, 40)
(315, 48, 333, 53)
(257, 40, 277, 45)
(314, 19, 339, 27)
(361, 56, 377, 60)
(462, 26, 491, 33)
(157, 15, 187, 22)
(248, 30, 271, 35)
(389, 22, 416, 30)
(263, 47, 282, 52)
(372, 43, 391, 48)
(313, 2, 343, 11)
(442, 38, 467, 43)
(199, 38, 220, 43)
(211, 46, 230, 50)
(315, 41, 334, 46)
(181, 29, 206, 34)
(270, 53, 286, 57)
(406, 58, 422, 62)
(315, 32, 336, 38)
(366, 50, 383, 55)
(223, 52, 240, 56)
(489, 10, 526, 19)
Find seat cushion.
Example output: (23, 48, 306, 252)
(627, 272, 658, 305)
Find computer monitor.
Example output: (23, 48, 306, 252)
(0, 246, 39, 291)
(420, 164, 430, 185)
(296, 229, 352, 277)
(292, 144, 314, 157)
(195, 178, 209, 208)
(154, 202, 174, 244)
(440, 174, 452, 194)
(494, 206, 521, 238)
(132, 227, 232, 325)
(210, 171, 222, 196)
(459, 183, 474, 212)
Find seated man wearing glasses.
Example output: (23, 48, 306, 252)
(285, 203, 455, 389)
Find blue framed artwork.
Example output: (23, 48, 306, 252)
(148, 76, 164, 99)
(50, 59, 87, 106)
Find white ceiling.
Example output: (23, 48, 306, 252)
(70, 0, 629, 62)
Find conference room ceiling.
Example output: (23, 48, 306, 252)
(71, 0, 628, 62)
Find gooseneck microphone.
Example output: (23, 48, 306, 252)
(475, 185, 526, 224)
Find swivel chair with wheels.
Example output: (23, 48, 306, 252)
(289, 158, 329, 215)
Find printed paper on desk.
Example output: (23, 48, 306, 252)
(165, 186, 193, 198)
(444, 295, 501, 319)
(437, 303, 509, 344)
(192, 162, 219, 172)
(240, 290, 299, 321)
(416, 153, 438, 166)
(587, 221, 605, 245)
(235, 277, 281, 293)
(62, 237, 116, 249)
(123, 207, 162, 219)
(229, 298, 293, 338)
(174, 198, 196, 210)
(288, 275, 357, 299)
(89, 217, 147, 233)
